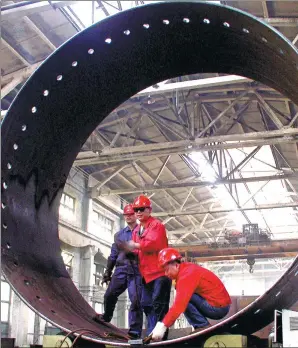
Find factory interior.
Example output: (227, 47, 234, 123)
(1, 1, 298, 347)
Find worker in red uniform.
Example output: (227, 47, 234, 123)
(150, 248, 231, 341)
(122, 195, 171, 339)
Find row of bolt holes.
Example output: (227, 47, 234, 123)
(2, 16, 287, 175)
(1, 18, 259, 168)
(0, 16, 240, 186)
(26, 19, 277, 116)
(22, 273, 73, 324)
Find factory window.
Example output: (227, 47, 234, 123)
(61, 250, 74, 277)
(59, 193, 76, 221)
(91, 210, 114, 235)
(1, 277, 11, 337)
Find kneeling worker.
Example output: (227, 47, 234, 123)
(151, 248, 231, 341)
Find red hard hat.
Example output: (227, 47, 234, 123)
(132, 195, 152, 209)
(123, 204, 135, 215)
(158, 248, 182, 268)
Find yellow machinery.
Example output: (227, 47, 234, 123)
(43, 335, 72, 348)
(204, 335, 247, 347)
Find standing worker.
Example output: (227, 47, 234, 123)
(122, 195, 172, 339)
(150, 248, 231, 341)
(99, 204, 143, 339)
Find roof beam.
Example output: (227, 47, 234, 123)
(255, 92, 284, 129)
(175, 239, 298, 262)
(1, 39, 29, 66)
(23, 17, 56, 51)
(156, 201, 298, 219)
(1, 1, 78, 20)
(197, 90, 249, 137)
(262, 17, 298, 27)
(138, 75, 250, 96)
(74, 128, 298, 166)
(97, 174, 297, 196)
(1, 62, 42, 98)
(262, 1, 269, 18)
(90, 164, 130, 196)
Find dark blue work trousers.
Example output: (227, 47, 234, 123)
(104, 265, 143, 337)
(141, 276, 172, 336)
(184, 293, 230, 328)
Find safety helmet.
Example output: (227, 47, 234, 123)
(132, 195, 152, 209)
(158, 248, 182, 268)
(123, 204, 135, 215)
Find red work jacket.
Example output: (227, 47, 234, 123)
(132, 216, 168, 283)
(162, 262, 231, 327)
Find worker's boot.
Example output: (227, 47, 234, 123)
(128, 331, 141, 339)
(93, 313, 111, 323)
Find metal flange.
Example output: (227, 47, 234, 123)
(1, 2, 298, 346)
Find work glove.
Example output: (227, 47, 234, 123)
(101, 270, 112, 286)
(151, 322, 167, 342)
(101, 258, 115, 286)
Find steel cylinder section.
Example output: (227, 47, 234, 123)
(1, 1, 298, 346)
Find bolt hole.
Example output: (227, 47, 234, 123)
(51, 310, 56, 314)
(143, 23, 150, 29)
(123, 30, 130, 35)
(24, 280, 30, 286)
(183, 18, 190, 23)
(43, 90, 49, 96)
(88, 48, 94, 54)
(72, 61, 78, 67)
(276, 291, 281, 297)
(22, 125, 27, 131)
(3, 223, 7, 229)
(6, 243, 11, 249)
(105, 38, 112, 44)
(243, 28, 249, 33)
(262, 37, 268, 43)
(68, 322, 73, 325)
(13, 261, 18, 267)
(223, 22, 230, 27)
(163, 19, 170, 25)
(57, 75, 63, 81)
(7, 163, 12, 170)
(36, 296, 41, 300)
(13, 144, 18, 150)
(3, 182, 8, 190)
(2, 203, 6, 209)
(31, 106, 37, 113)
(203, 18, 210, 24)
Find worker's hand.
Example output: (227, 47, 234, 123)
(118, 240, 139, 252)
(126, 240, 138, 251)
(101, 271, 112, 286)
(151, 322, 167, 342)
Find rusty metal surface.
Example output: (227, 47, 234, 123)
(176, 239, 298, 262)
(1, 1, 298, 346)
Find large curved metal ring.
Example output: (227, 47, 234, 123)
(2, 2, 298, 346)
